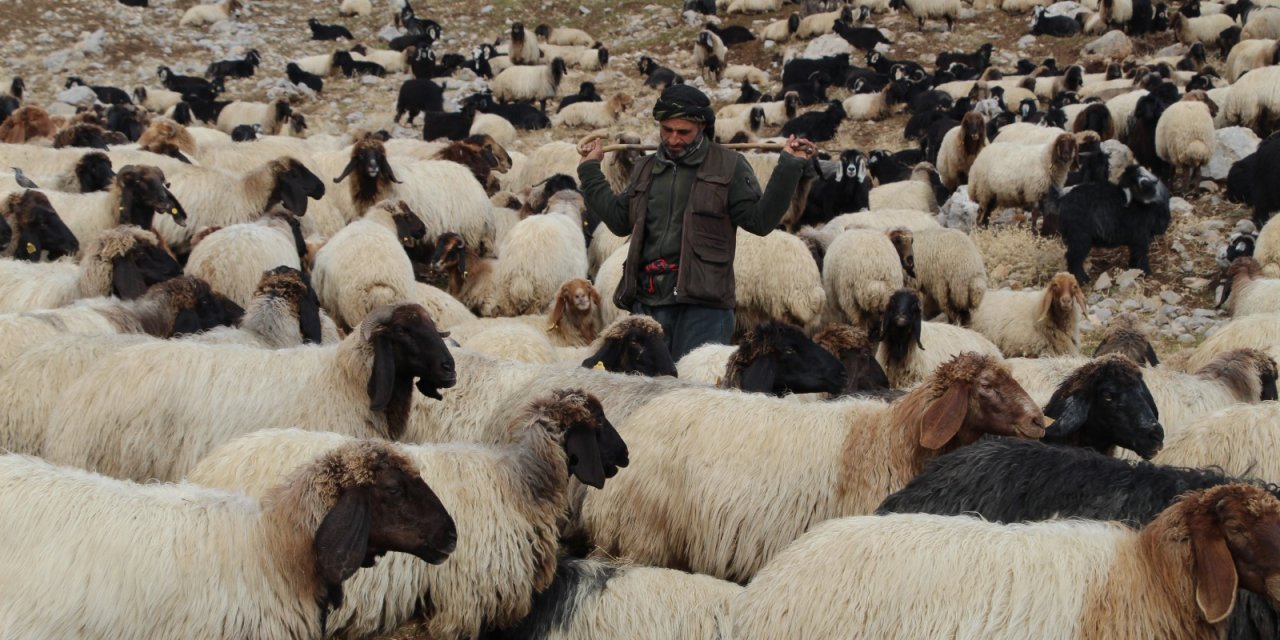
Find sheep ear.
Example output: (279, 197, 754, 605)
(582, 339, 622, 372)
(912, 307, 924, 351)
(1038, 286, 1055, 321)
(548, 290, 568, 329)
(299, 273, 323, 344)
(313, 486, 373, 606)
(1192, 518, 1238, 624)
(334, 157, 358, 183)
(919, 382, 969, 449)
(565, 422, 607, 488)
(367, 334, 397, 411)
(738, 358, 778, 394)
(1044, 392, 1089, 437)
(111, 255, 149, 299)
(1145, 343, 1161, 367)
(379, 154, 401, 184)
(280, 175, 309, 216)
(172, 307, 203, 336)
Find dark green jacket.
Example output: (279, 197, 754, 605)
(579, 139, 807, 308)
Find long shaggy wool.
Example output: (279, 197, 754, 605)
(184, 216, 303, 308)
(312, 204, 417, 329)
(1155, 401, 1280, 484)
(823, 229, 906, 331)
(0, 225, 159, 313)
(909, 228, 988, 324)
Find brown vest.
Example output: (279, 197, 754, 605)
(615, 142, 738, 310)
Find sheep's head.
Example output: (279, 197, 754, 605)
(427, 231, 468, 282)
(887, 227, 915, 278)
(93, 226, 183, 299)
(696, 30, 714, 50)
(4, 190, 79, 261)
(141, 141, 193, 164)
(311, 441, 456, 608)
(1042, 354, 1163, 459)
(268, 157, 325, 216)
(813, 323, 890, 394)
(1092, 313, 1159, 366)
(960, 111, 985, 154)
(53, 123, 111, 150)
(911, 353, 1046, 450)
(1183, 89, 1220, 118)
(724, 321, 848, 396)
(467, 133, 513, 173)
(362, 303, 456, 429)
(254, 265, 324, 344)
(387, 200, 427, 249)
(1196, 348, 1279, 402)
(1039, 272, 1086, 326)
(149, 275, 244, 336)
(522, 389, 629, 488)
(1050, 133, 1078, 168)
(581, 315, 678, 377)
(1175, 484, 1280, 624)
(336, 138, 399, 208)
(880, 289, 924, 363)
(115, 164, 187, 229)
(511, 21, 526, 40)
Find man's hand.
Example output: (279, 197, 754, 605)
(781, 135, 816, 160)
(578, 138, 605, 163)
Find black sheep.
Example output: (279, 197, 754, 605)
(779, 100, 844, 142)
(801, 150, 871, 225)
(781, 72, 831, 106)
(205, 50, 260, 79)
(908, 89, 952, 116)
(866, 148, 914, 184)
(1041, 356, 1164, 458)
(1123, 92, 1172, 181)
(308, 18, 354, 40)
(721, 322, 849, 396)
(904, 109, 952, 141)
(832, 20, 891, 51)
(394, 78, 444, 125)
(463, 92, 550, 130)
(865, 51, 924, 79)
(64, 77, 132, 105)
(578, 318, 678, 377)
(333, 51, 387, 78)
(1247, 136, 1280, 226)
(1128, 0, 1156, 34)
(781, 54, 849, 87)
(684, 0, 717, 14)
(285, 63, 324, 94)
(231, 124, 259, 141)
(705, 21, 755, 46)
(557, 82, 602, 112)
(158, 66, 222, 102)
(936, 43, 993, 72)
(422, 102, 479, 142)
(735, 80, 763, 104)
(1052, 164, 1171, 284)
(638, 57, 684, 89)
(1030, 7, 1083, 36)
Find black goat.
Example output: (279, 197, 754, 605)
(781, 54, 849, 87)
(1226, 137, 1276, 205)
(867, 148, 915, 183)
(801, 150, 871, 226)
(638, 56, 684, 89)
(735, 81, 763, 104)
(422, 102, 479, 142)
(285, 63, 324, 94)
(1065, 135, 1111, 186)
(157, 66, 222, 101)
(409, 47, 448, 79)
(394, 78, 444, 125)
(1245, 137, 1280, 226)
(557, 82, 602, 113)
(463, 92, 550, 130)
(1128, 0, 1156, 34)
(779, 100, 844, 142)
(781, 72, 831, 106)
(705, 21, 754, 46)
(908, 89, 952, 116)
(684, 0, 717, 13)
(1052, 164, 1171, 284)
(105, 104, 147, 142)
(462, 44, 496, 79)
(865, 51, 924, 79)
(1030, 6, 1082, 36)
(308, 18, 353, 40)
(184, 97, 230, 124)
(903, 109, 951, 141)
(205, 50, 260, 79)
(720, 322, 848, 396)
(1040, 355, 1164, 459)
(65, 77, 132, 105)
(832, 20, 891, 51)
(936, 43, 993, 72)
(579, 317, 678, 377)
(333, 51, 387, 77)
(118, 0, 148, 5)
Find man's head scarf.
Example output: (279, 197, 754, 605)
(653, 84, 715, 129)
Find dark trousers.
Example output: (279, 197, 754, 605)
(633, 303, 735, 361)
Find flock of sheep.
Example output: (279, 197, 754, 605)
(3, 0, 1280, 636)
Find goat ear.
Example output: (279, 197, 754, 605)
(299, 274, 323, 344)
(548, 289, 568, 329)
(919, 382, 969, 449)
(367, 334, 397, 411)
(111, 255, 149, 299)
(334, 156, 358, 183)
(1045, 391, 1089, 437)
(1038, 285, 1056, 321)
(912, 307, 924, 351)
(738, 358, 778, 394)
(172, 307, 203, 336)
(313, 486, 373, 606)
(379, 154, 401, 184)
(1192, 516, 1238, 624)
(565, 422, 607, 488)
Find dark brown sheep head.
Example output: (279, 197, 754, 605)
(1175, 484, 1280, 624)
(255, 265, 323, 344)
(386, 200, 427, 249)
(910, 352, 1046, 450)
(116, 164, 187, 229)
(960, 111, 985, 155)
(1183, 89, 1220, 118)
(725, 321, 850, 395)
(814, 323, 890, 394)
(522, 389, 629, 489)
(1093, 313, 1159, 366)
(428, 231, 468, 277)
(3, 190, 79, 261)
(362, 304, 456, 437)
(148, 275, 243, 336)
(75, 151, 116, 193)
(581, 315, 678, 377)
(1051, 133, 1078, 168)
(268, 157, 325, 216)
(335, 138, 399, 210)
(1042, 354, 1163, 459)
(1039, 272, 1086, 327)
(311, 441, 456, 609)
(97, 227, 183, 299)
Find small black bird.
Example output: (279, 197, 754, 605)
(11, 167, 38, 189)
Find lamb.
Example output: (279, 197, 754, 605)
(183, 211, 306, 307)
(215, 99, 293, 135)
(1223, 66, 1280, 136)
(178, 0, 241, 26)
(822, 228, 911, 334)
(970, 272, 1087, 357)
(576, 352, 1043, 581)
(489, 58, 566, 107)
(876, 289, 1004, 387)
(779, 100, 846, 142)
(1051, 164, 1172, 284)
(552, 93, 633, 128)
(867, 163, 941, 212)
(716, 92, 800, 127)
(906, 228, 987, 325)
(1221, 257, 1280, 316)
(841, 80, 906, 121)
(185, 389, 626, 639)
(795, 5, 854, 38)
(42, 303, 456, 481)
(0, 441, 456, 639)
(312, 200, 425, 330)
(676, 321, 848, 395)
(1156, 91, 1218, 193)
(1225, 38, 1280, 82)
(534, 24, 597, 47)
(1155, 402, 1280, 486)
(0, 225, 180, 313)
(936, 111, 988, 190)
(969, 133, 1078, 226)
(891, 0, 961, 29)
(693, 30, 728, 82)
(0, 190, 79, 261)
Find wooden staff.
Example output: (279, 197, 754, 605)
(577, 134, 814, 155)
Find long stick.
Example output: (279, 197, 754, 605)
(597, 142, 787, 152)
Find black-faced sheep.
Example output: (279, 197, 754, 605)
(677, 321, 848, 395)
(580, 315, 679, 377)
(0, 190, 79, 261)
(205, 49, 259, 79)
(876, 289, 1003, 387)
(308, 17, 354, 40)
(556, 82, 602, 113)
(490, 58, 566, 110)
(812, 323, 894, 397)
(1052, 164, 1171, 284)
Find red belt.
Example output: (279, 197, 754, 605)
(642, 259, 679, 294)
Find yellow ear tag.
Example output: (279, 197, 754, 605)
(25, 242, 36, 254)
(593, 361, 606, 370)
(170, 208, 179, 215)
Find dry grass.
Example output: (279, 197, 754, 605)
(972, 225, 1066, 288)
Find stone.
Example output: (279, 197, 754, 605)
(1017, 35, 1036, 48)
(1117, 268, 1144, 290)
(1205, 127, 1259, 180)
(1171, 241, 1185, 254)
(1094, 272, 1112, 290)
(804, 34, 855, 58)
(43, 48, 85, 71)
(939, 185, 979, 230)
(78, 29, 109, 55)
(56, 85, 97, 108)
(1083, 30, 1133, 58)
(1093, 307, 1113, 323)
(1184, 277, 1211, 291)
(1122, 298, 1141, 310)
(1178, 333, 1196, 344)
(1169, 197, 1194, 216)
(1160, 290, 1183, 304)
(1152, 43, 1188, 58)
(1192, 308, 1218, 318)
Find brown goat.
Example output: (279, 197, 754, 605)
(0, 106, 57, 143)
(137, 118, 197, 155)
(547, 277, 602, 346)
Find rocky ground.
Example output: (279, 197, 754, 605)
(1, 0, 1257, 361)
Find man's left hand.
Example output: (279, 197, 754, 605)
(782, 135, 816, 160)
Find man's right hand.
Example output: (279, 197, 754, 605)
(578, 138, 605, 163)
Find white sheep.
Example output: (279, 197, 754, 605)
(825, 209, 942, 232)
(731, 229, 829, 333)
(1222, 257, 1280, 316)
(715, 106, 765, 143)
(1180, 312, 1280, 371)
(490, 58, 567, 104)
(992, 122, 1069, 145)
(842, 81, 901, 121)
(311, 200, 419, 330)
(1255, 216, 1280, 277)
(0, 145, 113, 193)
(552, 93, 633, 128)
(351, 46, 411, 74)
(1106, 89, 1148, 140)
(412, 281, 476, 330)
(1222, 66, 1280, 136)
(470, 112, 518, 146)
(132, 86, 184, 114)
(41, 303, 455, 481)
(184, 213, 304, 308)
(795, 6, 853, 38)
(730, 484, 1280, 639)
(589, 228, 628, 278)
(338, 0, 371, 15)
(968, 134, 1078, 225)
(762, 13, 801, 41)
(1156, 93, 1217, 192)
(823, 228, 907, 332)
(536, 24, 596, 46)
(899, 0, 961, 29)
(970, 273, 1086, 357)
(726, 0, 783, 14)
(1226, 39, 1280, 82)
(292, 52, 335, 77)
(178, 0, 241, 27)
(723, 64, 769, 86)
(937, 112, 988, 190)
(717, 92, 799, 127)
(186, 389, 621, 639)
(1243, 9, 1280, 39)
(214, 99, 293, 136)
(1154, 402, 1280, 484)
(1171, 12, 1237, 44)
(475, 211, 589, 316)
(905, 228, 988, 325)
(868, 163, 940, 212)
(0, 441, 456, 639)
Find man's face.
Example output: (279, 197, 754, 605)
(659, 118, 703, 156)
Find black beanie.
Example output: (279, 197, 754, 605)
(652, 84, 715, 129)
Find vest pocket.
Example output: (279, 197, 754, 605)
(684, 210, 733, 303)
